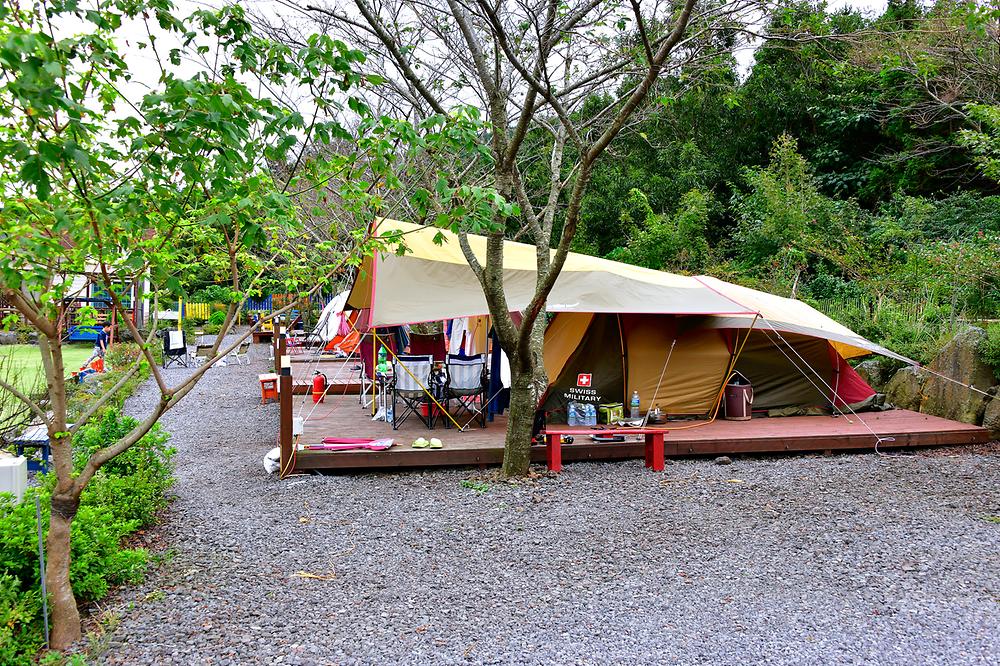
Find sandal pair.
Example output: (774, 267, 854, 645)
(412, 437, 443, 449)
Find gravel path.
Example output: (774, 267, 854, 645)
(95, 349, 1000, 665)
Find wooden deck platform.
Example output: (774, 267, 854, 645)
(290, 396, 991, 472)
(290, 358, 363, 395)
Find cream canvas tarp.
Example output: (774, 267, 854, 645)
(347, 219, 756, 325)
(693, 276, 913, 363)
(347, 218, 911, 366)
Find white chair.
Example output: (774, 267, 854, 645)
(391, 354, 433, 430)
(227, 341, 251, 366)
(445, 354, 488, 428)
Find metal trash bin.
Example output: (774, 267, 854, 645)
(724, 372, 753, 421)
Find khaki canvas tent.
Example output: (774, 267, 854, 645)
(347, 219, 911, 421)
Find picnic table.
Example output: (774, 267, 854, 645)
(540, 426, 667, 473)
(11, 425, 51, 473)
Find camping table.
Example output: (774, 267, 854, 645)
(540, 427, 667, 473)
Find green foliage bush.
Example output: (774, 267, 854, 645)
(103, 342, 143, 372)
(981, 322, 1000, 381)
(190, 284, 236, 304)
(73, 411, 176, 528)
(208, 310, 227, 326)
(607, 188, 712, 273)
(65, 344, 151, 424)
(0, 573, 42, 666)
(0, 410, 174, 663)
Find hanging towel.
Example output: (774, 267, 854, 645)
(488, 328, 511, 419)
(466, 316, 489, 355)
(448, 318, 468, 355)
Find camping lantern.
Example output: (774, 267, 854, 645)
(724, 372, 753, 421)
(312, 371, 328, 403)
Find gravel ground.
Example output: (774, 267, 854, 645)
(94, 348, 1000, 665)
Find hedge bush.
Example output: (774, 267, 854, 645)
(982, 322, 1000, 381)
(0, 410, 174, 664)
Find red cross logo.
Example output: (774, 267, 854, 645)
(577, 373, 592, 387)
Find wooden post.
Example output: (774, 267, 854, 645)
(273, 325, 285, 374)
(278, 330, 293, 477)
(645, 432, 665, 472)
(546, 433, 562, 473)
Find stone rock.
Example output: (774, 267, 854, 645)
(0, 331, 17, 345)
(884, 366, 926, 412)
(982, 398, 1000, 437)
(714, 456, 732, 466)
(921, 327, 995, 425)
(855, 359, 888, 391)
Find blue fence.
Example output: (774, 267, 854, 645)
(241, 294, 336, 313)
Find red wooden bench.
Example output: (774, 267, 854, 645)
(540, 427, 667, 473)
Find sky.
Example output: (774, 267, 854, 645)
(58, 0, 897, 129)
(105, 0, 895, 88)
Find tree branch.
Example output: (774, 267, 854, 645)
(0, 377, 49, 425)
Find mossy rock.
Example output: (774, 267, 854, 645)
(921, 327, 996, 425)
(855, 358, 887, 391)
(982, 398, 1000, 438)
(884, 366, 926, 412)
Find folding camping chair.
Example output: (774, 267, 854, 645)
(390, 354, 434, 430)
(445, 353, 488, 429)
(227, 340, 252, 366)
(162, 330, 189, 368)
(193, 343, 217, 366)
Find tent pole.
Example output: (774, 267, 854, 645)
(371, 327, 377, 416)
(617, 314, 626, 405)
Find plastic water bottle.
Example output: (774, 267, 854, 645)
(567, 401, 579, 426)
(630, 391, 640, 419)
(586, 403, 597, 426)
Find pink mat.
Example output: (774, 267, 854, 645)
(306, 437, 394, 451)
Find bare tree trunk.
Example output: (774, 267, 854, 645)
(502, 361, 535, 476)
(46, 495, 82, 648)
(529, 314, 547, 394)
(37, 332, 84, 648)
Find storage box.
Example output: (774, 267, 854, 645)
(0, 455, 28, 503)
(599, 402, 624, 424)
(420, 403, 443, 417)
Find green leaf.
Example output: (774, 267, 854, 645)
(20, 155, 51, 201)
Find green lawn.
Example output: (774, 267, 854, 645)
(1, 343, 93, 421)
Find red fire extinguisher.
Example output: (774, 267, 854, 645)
(312, 371, 327, 403)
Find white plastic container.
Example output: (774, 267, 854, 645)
(0, 455, 28, 502)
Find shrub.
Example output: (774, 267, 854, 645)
(104, 342, 143, 371)
(0, 573, 42, 666)
(65, 344, 151, 424)
(0, 408, 174, 662)
(208, 310, 227, 326)
(202, 323, 221, 336)
(73, 411, 176, 528)
(981, 322, 1000, 381)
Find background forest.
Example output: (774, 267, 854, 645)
(537, 0, 1000, 369)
